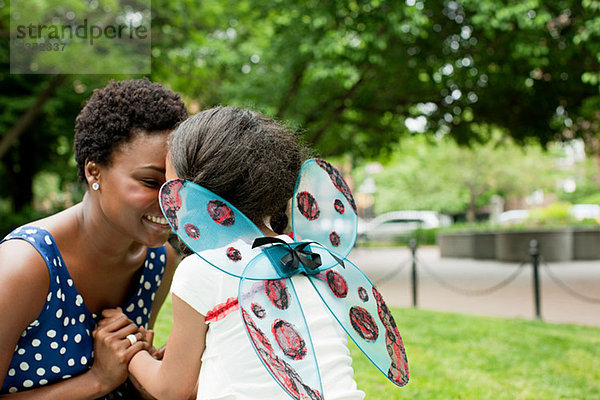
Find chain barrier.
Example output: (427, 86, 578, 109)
(541, 259, 600, 304)
(372, 256, 411, 286)
(365, 238, 600, 320)
(417, 256, 528, 296)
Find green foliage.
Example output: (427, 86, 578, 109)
(529, 201, 574, 226)
(412, 228, 438, 246)
(578, 192, 600, 205)
(3, 0, 600, 230)
(153, 300, 600, 399)
(148, 0, 600, 150)
(151, 0, 439, 157)
(0, 0, 136, 227)
(356, 228, 438, 247)
(556, 157, 600, 204)
(32, 171, 85, 212)
(7, 0, 151, 74)
(0, 75, 109, 213)
(436, 221, 496, 233)
(353, 133, 558, 220)
(0, 205, 51, 238)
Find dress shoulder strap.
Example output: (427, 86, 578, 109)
(2, 226, 65, 274)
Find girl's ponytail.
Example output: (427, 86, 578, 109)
(270, 204, 290, 234)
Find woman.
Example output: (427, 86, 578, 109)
(0, 78, 188, 398)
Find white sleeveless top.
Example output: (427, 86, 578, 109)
(171, 235, 365, 400)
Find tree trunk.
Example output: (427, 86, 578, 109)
(306, 75, 365, 147)
(593, 153, 600, 186)
(276, 60, 309, 120)
(466, 188, 478, 223)
(12, 127, 36, 212)
(0, 74, 66, 161)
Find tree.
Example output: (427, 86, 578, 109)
(150, 0, 446, 157)
(0, 72, 111, 214)
(150, 0, 600, 159)
(355, 134, 558, 222)
(0, 1, 139, 220)
(3, 0, 600, 228)
(405, 1, 600, 162)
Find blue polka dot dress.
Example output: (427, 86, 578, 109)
(0, 226, 167, 396)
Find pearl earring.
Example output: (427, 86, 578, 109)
(92, 182, 100, 191)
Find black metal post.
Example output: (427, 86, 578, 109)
(409, 238, 418, 308)
(529, 239, 542, 320)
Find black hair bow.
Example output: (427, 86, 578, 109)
(252, 237, 345, 273)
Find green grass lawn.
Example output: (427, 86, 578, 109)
(153, 296, 600, 399)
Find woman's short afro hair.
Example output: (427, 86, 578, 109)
(74, 78, 188, 182)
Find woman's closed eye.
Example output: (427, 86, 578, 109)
(141, 179, 163, 188)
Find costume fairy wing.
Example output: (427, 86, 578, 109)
(238, 252, 324, 400)
(160, 179, 271, 279)
(307, 260, 409, 387)
(292, 158, 357, 260)
(161, 172, 409, 393)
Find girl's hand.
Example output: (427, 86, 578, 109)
(88, 307, 148, 391)
(139, 326, 166, 360)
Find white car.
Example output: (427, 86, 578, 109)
(357, 211, 451, 243)
(569, 204, 600, 220)
(497, 204, 600, 225)
(498, 209, 530, 225)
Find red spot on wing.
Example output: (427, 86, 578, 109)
(272, 319, 307, 360)
(334, 199, 345, 214)
(184, 223, 200, 239)
(326, 270, 348, 298)
(314, 159, 357, 214)
(264, 279, 290, 310)
(241, 309, 323, 400)
(329, 231, 340, 247)
(160, 180, 183, 231)
(358, 287, 369, 302)
(296, 191, 320, 221)
(226, 247, 242, 261)
(207, 200, 235, 226)
(372, 286, 409, 386)
(251, 302, 266, 319)
(349, 306, 379, 342)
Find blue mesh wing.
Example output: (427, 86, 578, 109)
(239, 252, 324, 400)
(292, 158, 357, 260)
(307, 259, 409, 387)
(160, 179, 274, 279)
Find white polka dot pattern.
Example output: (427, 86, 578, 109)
(1, 227, 167, 395)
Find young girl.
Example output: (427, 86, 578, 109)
(128, 106, 366, 400)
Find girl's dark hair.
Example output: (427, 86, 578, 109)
(170, 106, 308, 233)
(74, 78, 188, 182)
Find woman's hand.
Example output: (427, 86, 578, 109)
(88, 307, 149, 392)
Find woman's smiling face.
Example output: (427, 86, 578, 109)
(94, 130, 172, 247)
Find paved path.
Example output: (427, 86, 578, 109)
(349, 245, 600, 328)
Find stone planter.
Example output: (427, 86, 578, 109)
(495, 229, 573, 262)
(473, 232, 496, 260)
(572, 227, 600, 260)
(437, 232, 474, 258)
